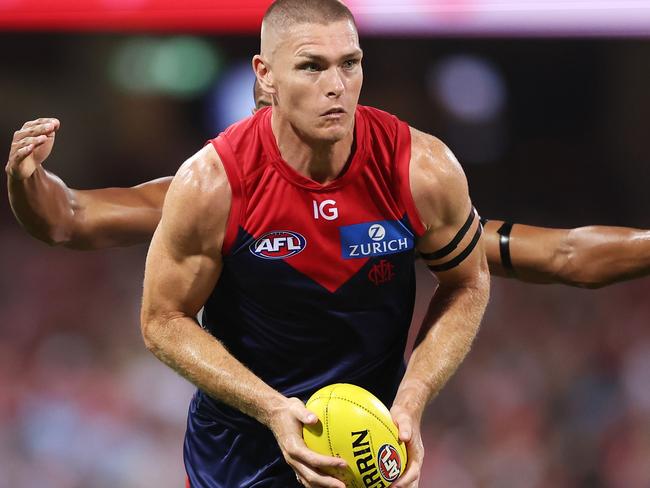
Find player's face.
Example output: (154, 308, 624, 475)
(271, 20, 363, 143)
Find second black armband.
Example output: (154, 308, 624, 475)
(497, 222, 515, 276)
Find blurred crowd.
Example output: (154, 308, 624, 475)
(0, 233, 194, 487)
(415, 271, 650, 487)
(2, 34, 650, 488)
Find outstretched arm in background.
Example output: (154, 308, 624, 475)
(5, 117, 170, 249)
(483, 219, 650, 288)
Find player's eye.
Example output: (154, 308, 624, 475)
(342, 59, 359, 69)
(299, 62, 321, 72)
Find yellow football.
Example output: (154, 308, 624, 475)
(303, 383, 407, 488)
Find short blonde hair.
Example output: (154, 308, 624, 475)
(262, 0, 357, 32)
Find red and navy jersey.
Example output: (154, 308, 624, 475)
(195, 105, 425, 430)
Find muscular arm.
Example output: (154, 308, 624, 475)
(140, 146, 345, 487)
(391, 129, 490, 487)
(483, 219, 650, 288)
(6, 118, 169, 249)
(141, 145, 284, 424)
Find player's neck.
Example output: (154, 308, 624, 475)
(271, 112, 354, 184)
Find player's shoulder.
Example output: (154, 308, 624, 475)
(167, 144, 231, 217)
(409, 127, 465, 190)
(158, 145, 230, 253)
(408, 127, 469, 227)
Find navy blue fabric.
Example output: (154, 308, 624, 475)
(184, 393, 301, 487)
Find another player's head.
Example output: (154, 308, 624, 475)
(253, 79, 272, 112)
(253, 0, 363, 144)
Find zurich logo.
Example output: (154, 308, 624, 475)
(249, 230, 307, 260)
(368, 224, 386, 241)
(340, 220, 414, 259)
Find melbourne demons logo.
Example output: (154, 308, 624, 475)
(368, 260, 395, 285)
(377, 444, 401, 483)
(249, 231, 307, 260)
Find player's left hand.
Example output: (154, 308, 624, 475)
(389, 405, 424, 488)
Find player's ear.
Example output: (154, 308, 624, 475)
(252, 55, 276, 96)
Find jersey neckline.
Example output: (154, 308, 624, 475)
(260, 106, 368, 193)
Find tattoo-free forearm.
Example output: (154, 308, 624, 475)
(560, 226, 650, 288)
(142, 313, 286, 427)
(7, 166, 77, 246)
(393, 270, 490, 417)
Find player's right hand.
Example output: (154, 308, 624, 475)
(268, 397, 348, 488)
(5, 118, 60, 180)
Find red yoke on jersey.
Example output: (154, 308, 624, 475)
(212, 105, 425, 292)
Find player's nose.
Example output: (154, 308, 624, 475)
(324, 67, 345, 98)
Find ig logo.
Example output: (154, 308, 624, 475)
(368, 224, 386, 241)
(312, 200, 339, 221)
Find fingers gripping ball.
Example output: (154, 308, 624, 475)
(303, 384, 407, 488)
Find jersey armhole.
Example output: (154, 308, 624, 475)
(395, 122, 426, 237)
(211, 136, 244, 256)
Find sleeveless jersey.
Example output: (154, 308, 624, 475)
(193, 105, 425, 433)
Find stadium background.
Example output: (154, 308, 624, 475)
(1, 1, 650, 486)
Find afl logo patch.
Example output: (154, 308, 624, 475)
(249, 230, 307, 260)
(377, 444, 401, 482)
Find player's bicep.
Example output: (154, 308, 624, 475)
(409, 129, 487, 286)
(141, 149, 228, 325)
(143, 221, 221, 322)
(418, 205, 486, 286)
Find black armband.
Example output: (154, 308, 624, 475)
(420, 207, 476, 261)
(425, 208, 482, 273)
(497, 222, 515, 276)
